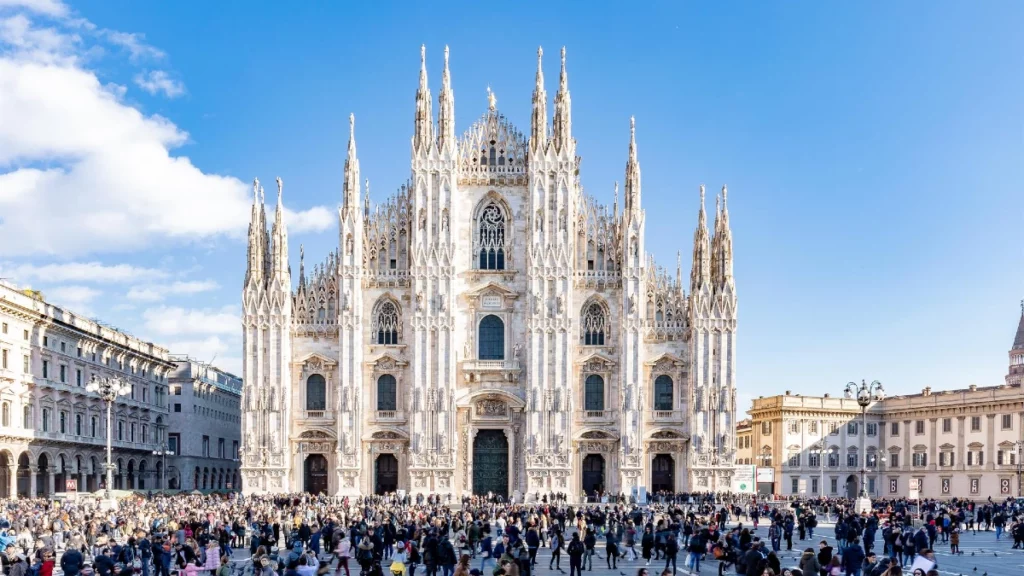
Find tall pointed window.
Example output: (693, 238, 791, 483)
(582, 303, 606, 346)
(654, 375, 673, 410)
(377, 375, 397, 411)
(477, 204, 506, 270)
(478, 315, 505, 360)
(372, 299, 401, 345)
(585, 375, 605, 411)
(305, 374, 326, 411)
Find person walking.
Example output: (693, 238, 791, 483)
(567, 533, 585, 576)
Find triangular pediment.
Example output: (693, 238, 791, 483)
(577, 351, 616, 370)
(645, 353, 685, 366)
(365, 353, 408, 371)
(296, 352, 337, 371)
(464, 282, 519, 300)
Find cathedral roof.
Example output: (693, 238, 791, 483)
(459, 109, 529, 181)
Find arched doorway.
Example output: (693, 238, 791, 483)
(17, 453, 30, 497)
(472, 430, 508, 497)
(304, 454, 329, 494)
(651, 454, 674, 493)
(375, 454, 399, 494)
(37, 454, 49, 497)
(582, 454, 605, 499)
(845, 475, 858, 499)
(127, 460, 135, 490)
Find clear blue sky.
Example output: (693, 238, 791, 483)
(1, 1, 1021, 408)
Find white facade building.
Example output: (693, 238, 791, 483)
(239, 46, 740, 497)
(0, 282, 174, 497)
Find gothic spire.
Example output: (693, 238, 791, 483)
(269, 177, 289, 282)
(413, 45, 434, 153)
(552, 46, 572, 153)
(690, 185, 710, 293)
(624, 116, 641, 219)
(613, 181, 619, 221)
(342, 114, 361, 214)
(718, 185, 734, 287)
(245, 178, 266, 287)
(437, 45, 456, 153)
(298, 244, 306, 288)
(530, 46, 548, 152)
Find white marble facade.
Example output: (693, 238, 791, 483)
(239, 47, 739, 497)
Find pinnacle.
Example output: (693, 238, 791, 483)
(1013, 305, 1024, 349)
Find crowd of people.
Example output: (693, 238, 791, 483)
(0, 492, 1018, 576)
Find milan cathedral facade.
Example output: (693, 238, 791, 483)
(239, 46, 738, 497)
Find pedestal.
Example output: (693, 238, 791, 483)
(854, 495, 872, 514)
(98, 497, 117, 511)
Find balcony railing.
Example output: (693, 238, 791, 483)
(576, 410, 618, 422)
(302, 410, 335, 420)
(649, 410, 686, 422)
(374, 410, 406, 422)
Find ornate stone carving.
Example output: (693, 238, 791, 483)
(476, 399, 507, 416)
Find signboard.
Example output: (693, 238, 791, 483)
(64, 479, 77, 492)
(482, 295, 502, 308)
(629, 485, 648, 504)
(798, 478, 807, 494)
(756, 467, 775, 482)
(889, 478, 898, 493)
(908, 489, 919, 500)
(731, 465, 755, 494)
(908, 478, 920, 491)
(941, 478, 950, 494)
(1000, 478, 1011, 495)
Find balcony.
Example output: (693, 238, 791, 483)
(648, 410, 686, 423)
(461, 359, 521, 384)
(373, 410, 406, 423)
(576, 410, 618, 424)
(301, 410, 335, 420)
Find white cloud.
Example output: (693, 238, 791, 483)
(163, 335, 241, 375)
(0, 13, 333, 256)
(0, 0, 69, 18)
(45, 284, 100, 316)
(278, 205, 335, 234)
(133, 69, 183, 98)
(0, 261, 168, 283)
(126, 279, 219, 302)
(100, 30, 163, 61)
(141, 305, 239, 336)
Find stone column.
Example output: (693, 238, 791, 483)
(929, 418, 937, 472)
(7, 465, 16, 499)
(46, 467, 55, 495)
(956, 416, 966, 472)
(986, 414, 996, 470)
(29, 467, 37, 497)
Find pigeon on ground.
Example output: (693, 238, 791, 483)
(971, 552, 975, 556)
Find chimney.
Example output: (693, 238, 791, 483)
(823, 393, 830, 398)
(969, 384, 977, 392)
(785, 390, 791, 396)
(923, 387, 932, 396)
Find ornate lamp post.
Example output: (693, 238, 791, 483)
(86, 374, 131, 508)
(845, 379, 884, 512)
(152, 445, 173, 490)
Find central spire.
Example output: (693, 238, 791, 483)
(530, 46, 548, 153)
(552, 46, 572, 153)
(624, 116, 641, 218)
(343, 113, 360, 213)
(413, 44, 434, 153)
(690, 185, 710, 293)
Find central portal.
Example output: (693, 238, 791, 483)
(472, 429, 508, 497)
(304, 454, 329, 495)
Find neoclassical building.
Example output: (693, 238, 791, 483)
(239, 46, 739, 497)
(0, 281, 174, 497)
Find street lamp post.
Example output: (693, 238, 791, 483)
(152, 445, 173, 490)
(1015, 440, 1024, 497)
(86, 374, 131, 509)
(845, 379, 884, 514)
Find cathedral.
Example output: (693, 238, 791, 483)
(239, 46, 739, 497)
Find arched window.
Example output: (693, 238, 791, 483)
(582, 303, 606, 346)
(585, 375, 605, 411)
(372, 299, 401, 345)
(377, 375, 397, 411)
(477, 204, 506, 270)
(305, 374, 326, 411)
(654, 375, 673, 410)
(478, 315, 505, 360)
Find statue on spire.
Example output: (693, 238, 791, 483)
(487, 85, 497, 111)
(276, 177, 283, 199)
